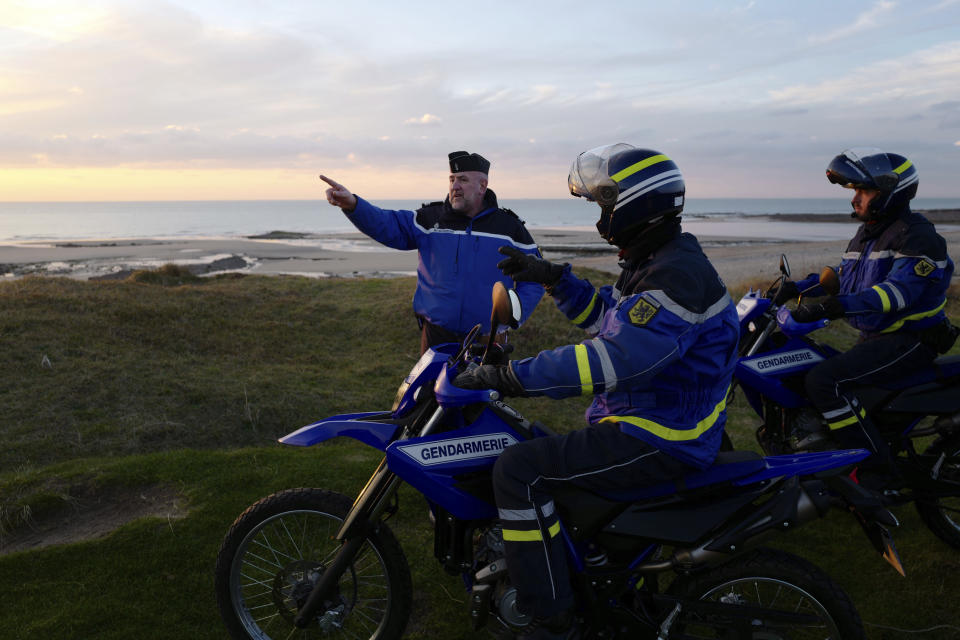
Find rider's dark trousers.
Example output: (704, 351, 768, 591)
(804, 332, 936, 454)
(492, 422, 695, 618)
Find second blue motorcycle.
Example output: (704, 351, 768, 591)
(733, 255, 960, 549)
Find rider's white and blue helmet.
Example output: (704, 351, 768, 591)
(568, 143, 685, 247)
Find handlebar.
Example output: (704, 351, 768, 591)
(775, 306, 830, 337)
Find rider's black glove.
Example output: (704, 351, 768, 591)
(454, 364, 527, 397)
(772, 280, 800, 305)
(791, 297, 845, 323)
(497, 246, 565, 289)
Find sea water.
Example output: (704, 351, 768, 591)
(1, 197, 959, 243)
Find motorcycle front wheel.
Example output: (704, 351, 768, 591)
(670, 547, 864, 639)
(214, 488, 412, 640)
(915, 433, 960, 549)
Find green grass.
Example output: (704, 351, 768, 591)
(1, 271, 959, 639)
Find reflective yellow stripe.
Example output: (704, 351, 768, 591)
(881, 299, 947, 334)
(572, 292, 598, 325)
(610, 154, 669, 183)
(828, 406, 865, 431)
(872, 285, 891, 313)
(502, 521, 561, 542)
(502, 528, 542, 542)
(598, 387, 728, 442)
(575, 344, 594, 395)
(828, 415, 860, 430)
(893, 159, 913, 174)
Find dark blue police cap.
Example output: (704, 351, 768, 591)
(448, 151, 490, 174)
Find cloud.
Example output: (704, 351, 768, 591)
(3, 1, 960, 197)
(808, 1, 896, 45)
(767, 42, 960, 106)
(403, 113, 442, 126)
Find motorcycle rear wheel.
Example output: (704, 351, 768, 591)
(915, 433, 960, 549)
(670, 547, 864, 639)
(214, 488, 412, 640)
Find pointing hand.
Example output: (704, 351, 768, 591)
(319, 175, 358, 212)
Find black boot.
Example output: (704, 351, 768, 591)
(517, 609, 578, 640)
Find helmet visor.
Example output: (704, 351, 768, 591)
(568, 143, 634, 207)
(826, 147, 893, 188)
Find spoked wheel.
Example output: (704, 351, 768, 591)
(670, 548, 864, 639)
(214, 488, 412, 640)
(915, 433, 960, 549)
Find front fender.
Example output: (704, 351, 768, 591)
(279, 411, 399, 451)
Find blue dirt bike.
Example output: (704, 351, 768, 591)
(215, 282, 903, 640)
(733, 255, 960, 549)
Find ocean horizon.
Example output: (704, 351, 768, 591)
(2, 197, 960, 243)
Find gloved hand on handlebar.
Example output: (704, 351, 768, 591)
(772, 280, 800, 305)
(454, 364, 528, 397)
(791, 297, 845, 323)
(497, 246, 566, 289)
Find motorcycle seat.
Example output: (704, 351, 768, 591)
(598, 450, 766, 502)
(870, 354, 960, 390)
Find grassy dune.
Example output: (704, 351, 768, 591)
(1, 270, 959, 639)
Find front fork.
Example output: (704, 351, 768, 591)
(293, 406, 447, 628)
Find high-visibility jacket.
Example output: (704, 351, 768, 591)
(345, 189, 544, 335)
(509, 230, 740, 469)
(796, 208, 954, 337)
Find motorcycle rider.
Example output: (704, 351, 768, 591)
(455, 144, 740, 639)
(785, 148, 956, 469)
(320, 151, 544, 354)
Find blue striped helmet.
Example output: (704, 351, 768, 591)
(569, 143, 685, 246)
(826, 147, 918, 218)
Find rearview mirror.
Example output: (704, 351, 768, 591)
(779, 254, 791, 278)
(483, 282, 523, 365)
(819, 266, 840, 296)
(490, 281, 522, 331)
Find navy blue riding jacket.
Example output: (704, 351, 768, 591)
(508, 230, 740, 469)
(796, 208, 954, 337)
(344, 189, 544, 335)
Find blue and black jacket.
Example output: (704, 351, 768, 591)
(508, 230, 740, 469)
(796, 208, 954, 337)
(344, 189, 544, 335)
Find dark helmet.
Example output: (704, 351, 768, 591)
(825, 147, 918, 218)
(568, 143, 685, 246)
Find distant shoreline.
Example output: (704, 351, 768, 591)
(757, 208, 960, 224)
(2, 209, 958, 285)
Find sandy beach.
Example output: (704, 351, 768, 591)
(2, 211, 959, 288)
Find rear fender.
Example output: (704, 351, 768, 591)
(884, 381, 960, 415)
(731, 449, 869, 485)
(279, 411, 399, 451)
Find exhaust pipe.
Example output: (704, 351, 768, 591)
(637, 481, 826, 573)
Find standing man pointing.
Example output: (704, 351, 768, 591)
(321, 151, 545, 353)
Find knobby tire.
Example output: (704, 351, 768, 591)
(670, 547, 865, 639)
(214, 488, 412, 640)
(915, 433, 960, 549)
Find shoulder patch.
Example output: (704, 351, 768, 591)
(914, 259, 936, 277)
(628, 297, 660, 326)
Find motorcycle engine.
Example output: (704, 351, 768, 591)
(788, 408, 832, 452)
(497, 587, 532, 627)
(471, 525, 533, 633)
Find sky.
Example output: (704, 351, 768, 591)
(1, 0, 959, 201)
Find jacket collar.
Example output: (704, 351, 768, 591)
(442, 188, 499, 221)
